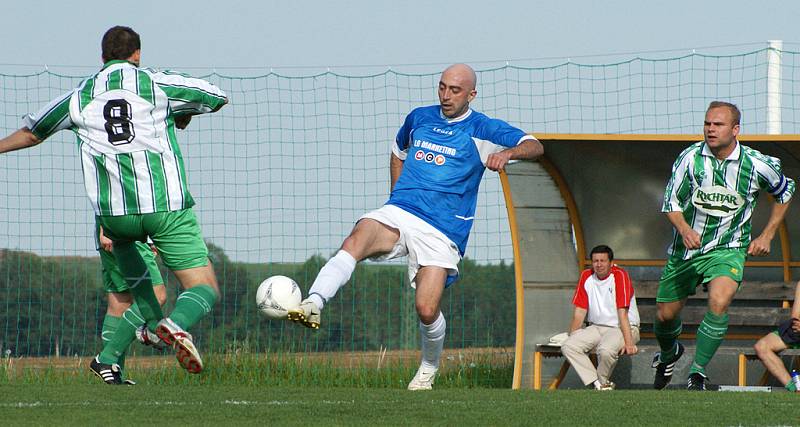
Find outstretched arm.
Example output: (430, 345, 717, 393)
(748, 200, 791, 256)
(486, 138, 544, 171)
(0, 128, 42, 154)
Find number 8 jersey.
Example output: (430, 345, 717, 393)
(22, 60, 227, 216)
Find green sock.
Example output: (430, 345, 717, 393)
(786, 381, 797, 392)
(113, 241, 163, 330)
(654, 316, 682, 362)
(98, 303, 146, 366)
(169, 285, 218, 330)
(99, 314, 120, 365)
(691, 311, 729, 375)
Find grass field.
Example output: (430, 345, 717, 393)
(2, 353, 799, 426)
(2, 385, 799, 426)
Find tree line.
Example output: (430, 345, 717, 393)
(0, 245, 515, 357)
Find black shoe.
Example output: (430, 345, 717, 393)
(653, 342, 685, 390)
(687, 372, 708, 391)
(90, 356, 122, 385)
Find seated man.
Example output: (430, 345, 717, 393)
(753, 281, 800, 392)
(561, 245, 640, 390)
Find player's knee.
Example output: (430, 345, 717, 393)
(597, 347, 617, 360)
(560, 339, 578, 355)
(416, 305, 439, 325)
(107, 301, 131, 317)
(753, 338, 772, 356)
(154, 285, 168, 306)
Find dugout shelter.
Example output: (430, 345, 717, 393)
(502, 133, 800, 389)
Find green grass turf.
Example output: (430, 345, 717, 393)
(1, 385, 798, 426)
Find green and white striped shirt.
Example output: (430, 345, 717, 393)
(22, 60, 227, 216)
(662, 140, 795, 260)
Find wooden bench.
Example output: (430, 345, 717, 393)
(533, 280, 798, 390)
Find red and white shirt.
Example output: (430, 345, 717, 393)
(571, 265, 639, 327)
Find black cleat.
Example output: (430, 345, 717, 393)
(90, 356, 122, 385)
(687, 372, 708, 391)
(652, 342, 685, 390)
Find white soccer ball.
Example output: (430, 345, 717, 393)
(256, 275, 302, 319)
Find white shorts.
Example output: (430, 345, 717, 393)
(359, 204, 461, 288)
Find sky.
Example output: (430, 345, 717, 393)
(1, 0, 799, 263)
(2, 0, 798, 74)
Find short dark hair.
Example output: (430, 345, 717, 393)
(707, 101, 741, 125)
(590, 245, 614, 261)
(101, 26, 141, 62)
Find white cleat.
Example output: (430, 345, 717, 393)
(155, 318, 204, 374)
(287, 299, 321, 329)
(407, 366, 437, 391)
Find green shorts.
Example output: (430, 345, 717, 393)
(657, 248, 746, 302)
(98, 208, 209, 271)
(100, 241, 164, 293)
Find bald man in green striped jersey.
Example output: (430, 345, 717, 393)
(653, 101, 794, 391)
(0, 26, 228, 382)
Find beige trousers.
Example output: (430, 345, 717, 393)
(561, 324, 640, 386)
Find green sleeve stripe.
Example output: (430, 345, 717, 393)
(138, 70, 155, 105)
(158, 84, 226, 110)
(117, 153, 140, 214)
(79, 78, 96, 111)
(93, 155, 112, 216)
(146, 152, 169, 211)
(107, 69, 123, 91)
(30, 96, 71, 140)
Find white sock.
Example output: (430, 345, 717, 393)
(419, 312, 446, 371)
(307, 250, 357, 310)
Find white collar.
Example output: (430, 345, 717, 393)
(701, 139, 740, 161)
(440, 108, 472, 123)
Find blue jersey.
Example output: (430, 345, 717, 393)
(388, 105, 534, 255)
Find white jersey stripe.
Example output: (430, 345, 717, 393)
(22, 60, 227, 216)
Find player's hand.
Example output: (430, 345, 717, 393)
(619, 344, 638, 355)
(174, 114, 192, 130)
(791, 318, 800, 333)
(486, 151, 513, 171)
(747, 235, 771, 257)
(680, 228, 702, 249)
(99, 232, 113, 252)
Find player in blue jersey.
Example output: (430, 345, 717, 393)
(288, 63, 544, 390)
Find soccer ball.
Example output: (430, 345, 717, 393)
(256, 275, 302, 319)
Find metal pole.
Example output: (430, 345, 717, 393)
(767, 40, 782, 134)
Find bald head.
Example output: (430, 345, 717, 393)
(438, 63, 478, 118)
(442, 63, 477, 91)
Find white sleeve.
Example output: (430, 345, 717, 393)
(473, 134, 536, 166)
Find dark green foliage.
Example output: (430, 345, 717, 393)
(0, 245, 516, 357)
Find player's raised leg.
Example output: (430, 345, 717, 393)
(156, 263, 219, 374)
(143, 208, 220, 374)
(288, 218, 399, 329)
(407, 266, 447, 391)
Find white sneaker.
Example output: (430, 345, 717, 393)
(597, 381, 616, 391)
(407, 366, 437, 391)
(155, 318, 204, 374)
(287, 299, 321, 329)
